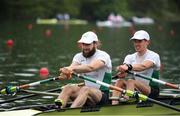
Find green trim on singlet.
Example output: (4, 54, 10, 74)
(149, 70, 160, 89)
(100, 72, 112, 92)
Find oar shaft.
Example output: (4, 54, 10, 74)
(74, 73, 147, 100)
(21, 89, 59, 96)
(19, 77, 59, 89)
(147, 97, 180, 112)
(0, 87, 62, 104)
(0, 77, 60, 95)
(113, 71, 179, 89)
(128, 71, 152, 81)
(127, 71, 179, 89)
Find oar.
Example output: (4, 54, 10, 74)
(127, 71, 180, 89)
(0, 76, 61, 95)
(0, 82, 84, 104)
(20, 82, 84, 96)
(112, 71, 180, 89)
(21, 89, 60, 96)
(0, 87, 62, 104)
(72, 73, 180, 112)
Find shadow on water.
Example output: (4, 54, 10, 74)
(0, 20, 180, 108)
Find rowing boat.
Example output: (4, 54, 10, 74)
(38, 100, 180, 115)
(0, 95, 179, 115)
(0, 97, 180, 116)
(0, 73, 180, 116)
(0, 87, 180, 116)
(36, 18, 88, 25)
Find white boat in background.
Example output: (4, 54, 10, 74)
(96, 20, 132, 28)
(132, 16, 154, 25)
(96, 13, 132, 28)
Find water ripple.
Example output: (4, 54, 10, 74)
(14, 73, 35, 77)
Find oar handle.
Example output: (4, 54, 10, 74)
(165, 83, 179, 89)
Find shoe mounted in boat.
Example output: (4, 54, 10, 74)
(54, 99, 63, 107)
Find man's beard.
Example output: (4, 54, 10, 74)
(82, 47, 96, 58)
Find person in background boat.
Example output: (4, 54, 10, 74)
(108, 13, 124, 24)
(112, 30, 161, 105)
(55, 31, 112, 108)
(56, 13, 70, 21)
(115, 14, 124, 23)
(56, 13, 64, 21)
(108, 12, 116, 23)
(64, 13, 70, 21)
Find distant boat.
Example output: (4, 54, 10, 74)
(96, 20, 132, 28)
(36, 18, 88, 25)
(36, 18, 58, 24)
(97, 13, 133, 28)
(59, 19, 88, 25)
(131, 16, 154, 25)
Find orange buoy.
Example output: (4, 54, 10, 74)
(170, 29, 175, 36)
(128, 26, 136, 36)
(45, 29, 52, 37)
(39, 67, 49, 78)
(27, 24, 33, 30)
(157, 25, 163, 31)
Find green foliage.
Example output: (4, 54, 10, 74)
(0, 0, 179, 21)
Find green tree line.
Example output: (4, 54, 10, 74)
(0, 0, 180, 21)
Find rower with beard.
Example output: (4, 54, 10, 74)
(55, 31, 112, 108)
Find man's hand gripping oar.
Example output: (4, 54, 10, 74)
(58, 67, 73, 80)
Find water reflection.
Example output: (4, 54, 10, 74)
(14, 73, 35, 77)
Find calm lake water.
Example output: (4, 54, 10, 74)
(0, 20, 180, 109)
